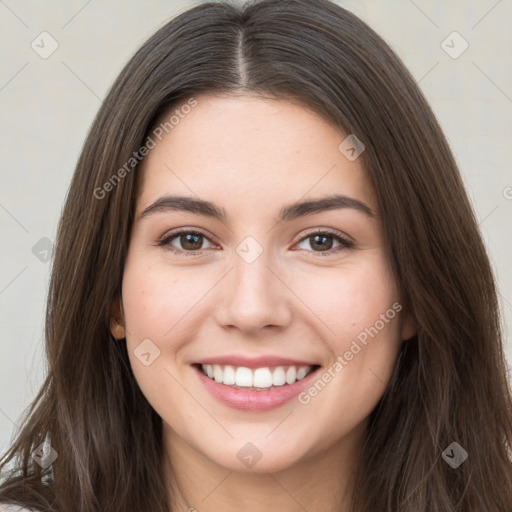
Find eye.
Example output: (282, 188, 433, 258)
(294, 229, 353, 255)
(157, 229, 216, 254)
(157, 228, 353, 256)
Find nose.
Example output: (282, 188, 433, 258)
(214, 246, 292, 335)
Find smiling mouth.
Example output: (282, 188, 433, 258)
(193, 363, 321, 390)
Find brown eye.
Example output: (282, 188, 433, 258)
(177, 233, 204, 251)
(309, 234, 334, 251)
(158, 230, 214, 253)
(295, 230, 353, 254)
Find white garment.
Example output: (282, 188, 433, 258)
(0, 505, 38, 512)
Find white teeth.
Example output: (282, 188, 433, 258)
(213, 364, 223, 383)
(253, 368, 273, 388)
(272, 367, 286, 386)
(200, 364, 315, 388)
(235, 367, 253, 387)
(222, 365, 236, 385)
(296, 367, 308, 380)
(285, 366, 297, 385)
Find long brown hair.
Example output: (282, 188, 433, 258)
(1, 0, 511, 510)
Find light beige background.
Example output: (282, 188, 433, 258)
(1, 0, 511, 453)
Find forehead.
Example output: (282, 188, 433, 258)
(136, 93, 376, 215)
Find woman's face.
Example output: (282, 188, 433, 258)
(114, 93, 415, 473)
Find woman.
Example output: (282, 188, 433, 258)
(1, 0, 511, 510)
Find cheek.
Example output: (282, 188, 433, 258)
(121, 258, 211, 346)
(289, 255, 400, 346)
(120, 261, 202, 425)
(120, 257, 201, 390)
(291, 258, 403, 425)
(330, 277, 401, 353)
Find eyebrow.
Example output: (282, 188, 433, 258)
(139, 194, 375, 222)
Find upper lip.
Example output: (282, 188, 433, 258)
(194, 355, 320, 369)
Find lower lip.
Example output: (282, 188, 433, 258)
(194, 365, 320, 411)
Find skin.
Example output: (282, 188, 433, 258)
(110, 93, 416, 511)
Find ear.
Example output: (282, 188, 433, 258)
(110, 296, 125, 340)
(400, 306, 417, 341)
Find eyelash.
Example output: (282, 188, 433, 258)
(156, 228, 354, 257)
